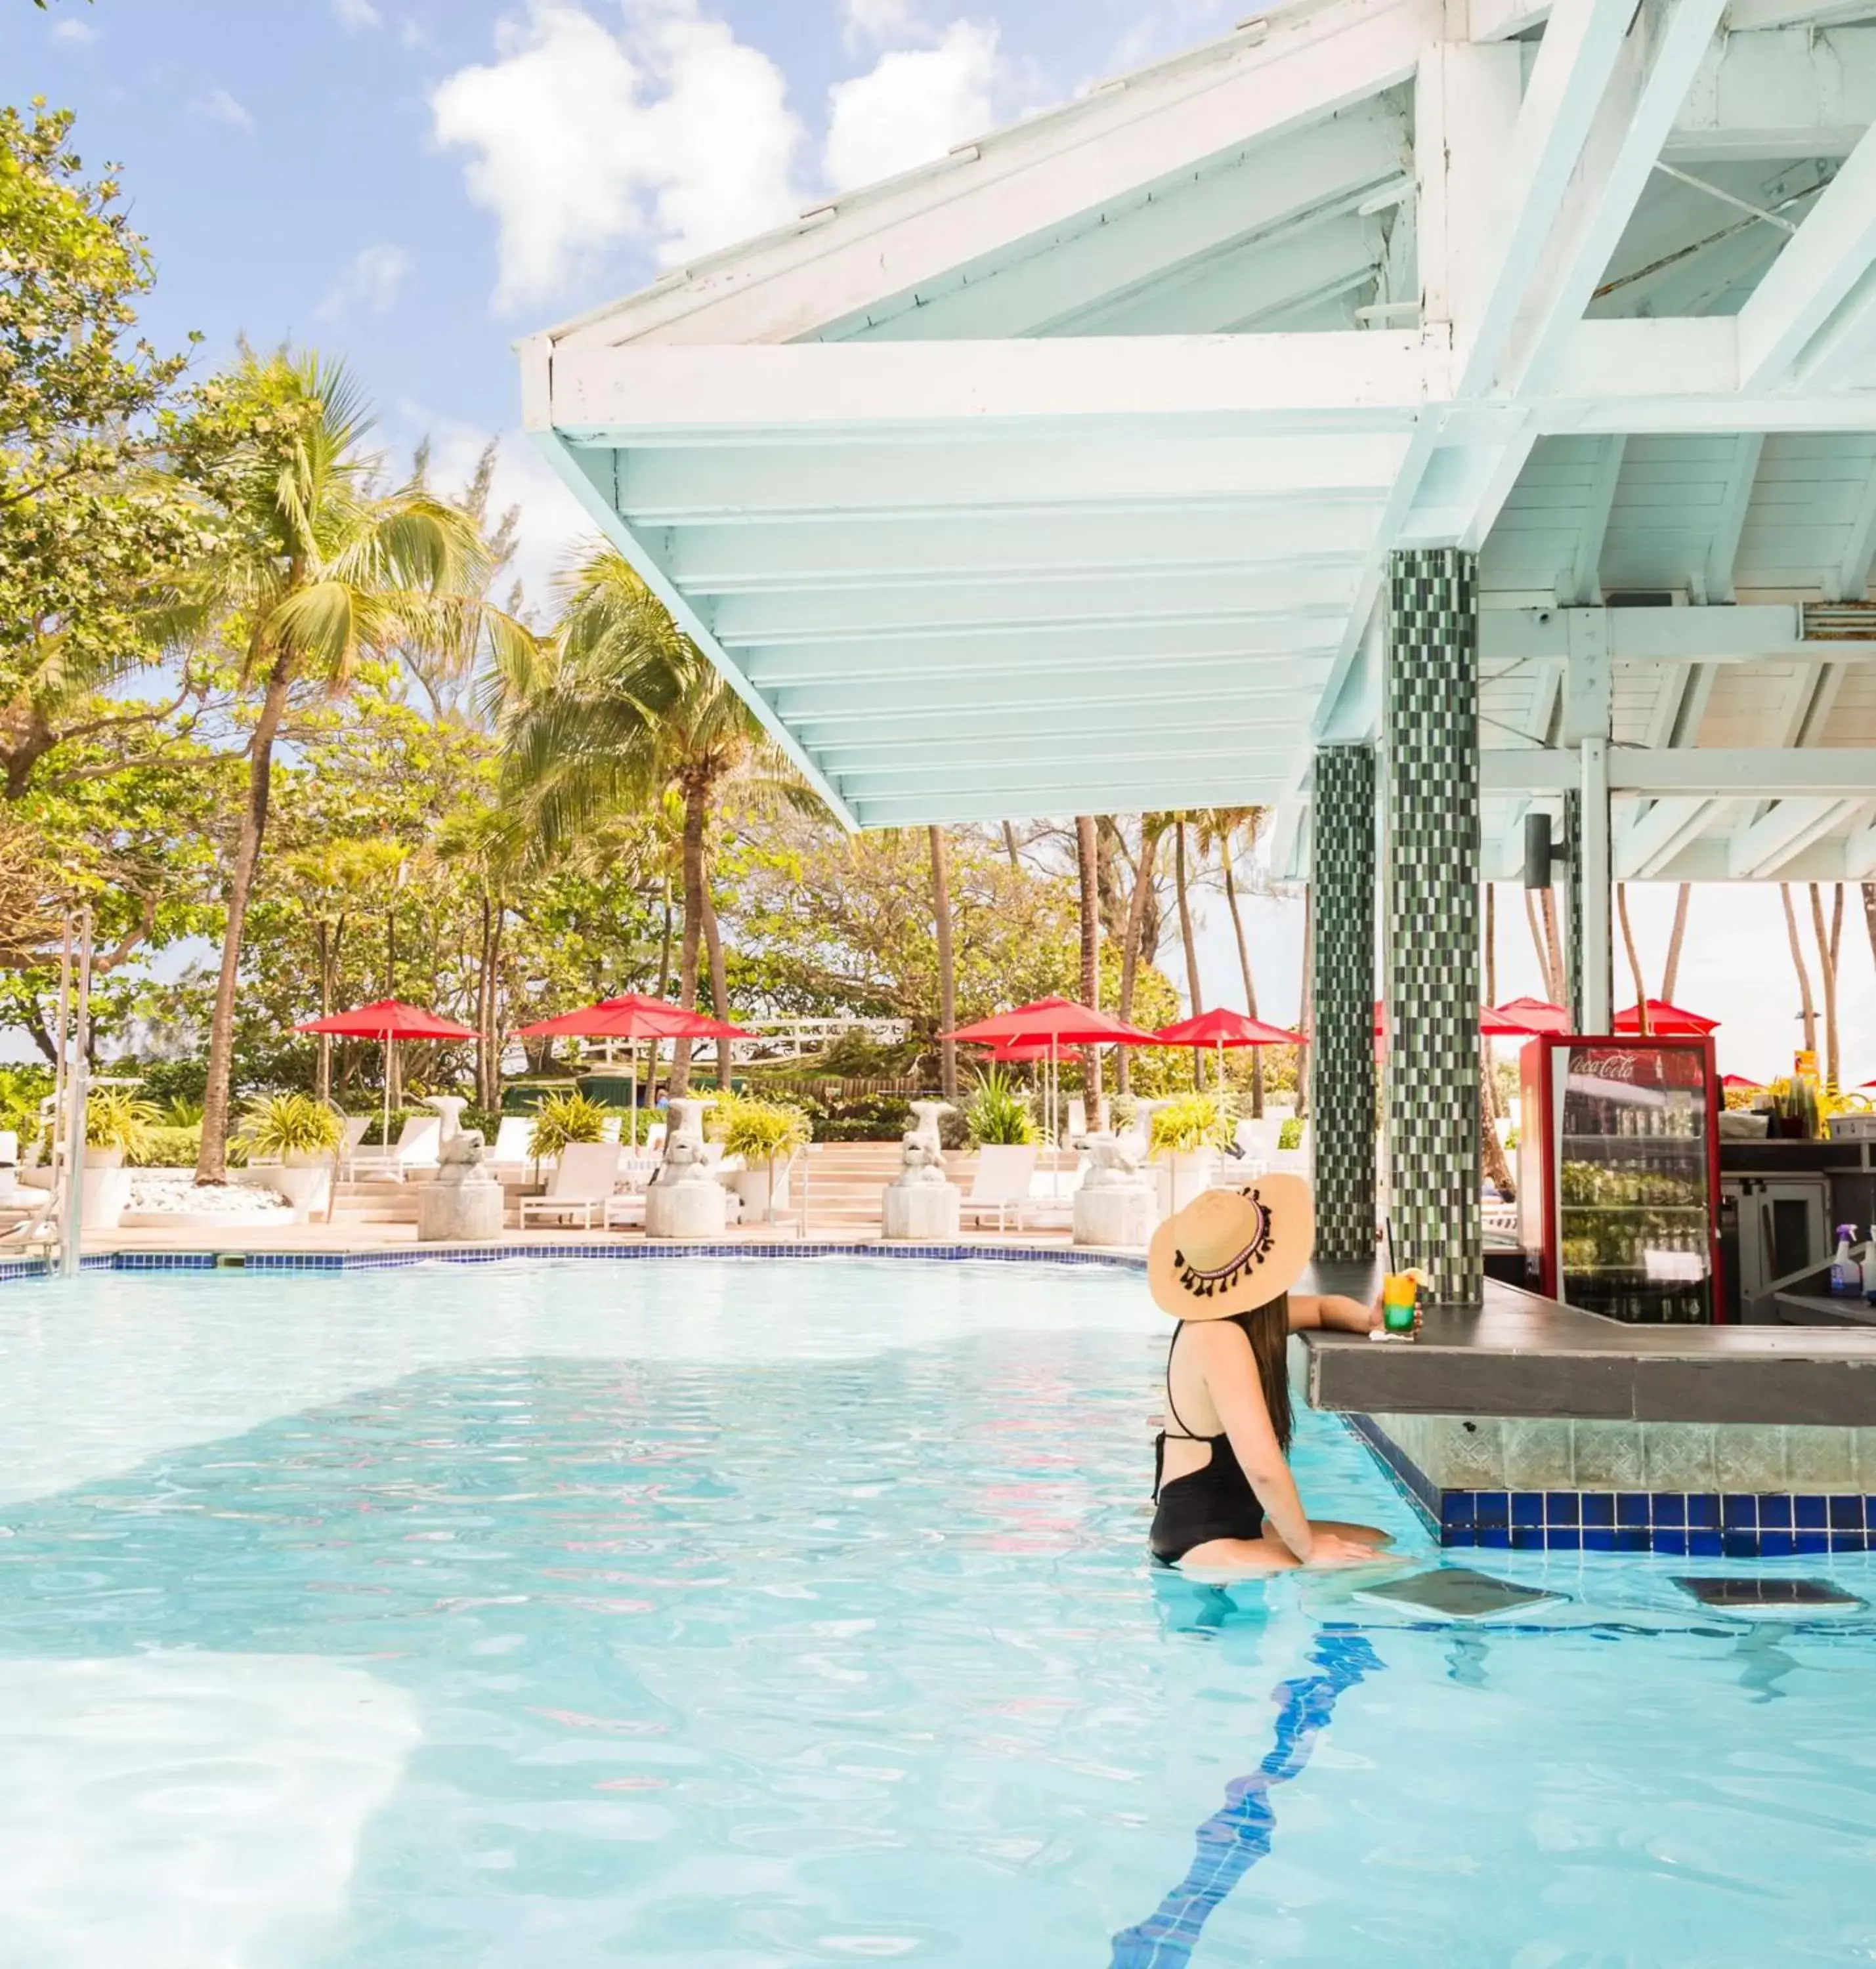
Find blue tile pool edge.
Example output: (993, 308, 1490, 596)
(0, 1241, 1151, 1285)
(1341, 1412, 1876, 1558)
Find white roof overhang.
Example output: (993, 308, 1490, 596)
(524, 0, 1876, 864)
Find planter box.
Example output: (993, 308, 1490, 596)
(1156, 1149, 1218, 1219)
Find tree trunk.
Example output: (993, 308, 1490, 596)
(1660, 884, 1690, 1003)
(1810, 882, 1841, 1091)
(1524, 888, 1553, 1006)
(1001, 822, 1021, 873)
(1222, 852, 1264, 1117)
(1781, 883, 1818, 1057)
(314, 921, 333, 1104)
(197, 654, 293, 1180)
(477, 897, 503, 1111)
(929, 825, 957, 1101)
(1116, 820, 1159, 1097)
(1616, 885, 1650, 1034)
(1075, 814, 1101, 1120)
(1540, 887, 1567, 1012)
(700, 881, 731, 1090)
(385, 902, 402, 1110)
(1174, 819, 1204, 1088)
(670, 784, 708, 1095)
(655, 876, 674, 1004)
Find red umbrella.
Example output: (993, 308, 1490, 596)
(1720, 1074, 1764, 1090)
(515, 994, 755, 1131)
(943, 996, 1155, 1046)
(1486, 996, 1571, 1036)
(943, 998, 1155, 1174)
(976, 1038, 1054, 1064)
(295, 999, 477, 1149)
(1155, 1007, 1304, 1097)
(1614, 1000, 1719, 1036)
(298, 999, 477, 1041)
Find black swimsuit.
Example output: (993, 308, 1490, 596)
(1149, 1316, 1268, 1564)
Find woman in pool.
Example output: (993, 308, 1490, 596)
(1147, 1176, 1399, 1572)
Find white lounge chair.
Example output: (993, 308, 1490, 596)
(519, 1142, 622, 1229)
(486, 1114, 544, 1181)
(1273, 1123, 1310, 1175)
(960, 1144, 1041, 1232)
(1232, 1118, 1283, 1171)
(348, 1114, 440, 1181)
(600, 1115, 623, 1144)
(333, 1115, 372, 1179)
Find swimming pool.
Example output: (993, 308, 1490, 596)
(1, 1258, 1872, 1966)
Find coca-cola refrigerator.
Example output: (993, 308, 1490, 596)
(1518, 1035, 1724, 1324)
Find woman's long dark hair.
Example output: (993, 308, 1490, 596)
(1233, 1296, 1292, 1453)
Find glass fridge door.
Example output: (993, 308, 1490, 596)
(1552, 1043, 1713, 1323)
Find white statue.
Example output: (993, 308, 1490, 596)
(1075, 1129, 1145, 1188)
(894, 1100, 953, 1187)
(436, 1123, 495, 1189)
(656, 1097, 716, 1185)
(423, 1094, 470, 1147)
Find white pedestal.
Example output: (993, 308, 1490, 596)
(1156, 1151, 1218, 1219)
(1074, 1184, 1156, 1250)
(268, 1163, 332, 1226)
(882, 1182, 961, 1240)
(646, 1179, 727, 1240)
(416, 1179, 503, 1242)
(79, 1164, 129, 1231)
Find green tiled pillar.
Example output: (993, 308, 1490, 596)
(1310, 744, 1376, 1263)
(1384, 548, 1482, 1307)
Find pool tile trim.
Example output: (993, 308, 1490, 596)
(1, 1241, 1151, 1284)
(1343, 1412, 1876, 1557)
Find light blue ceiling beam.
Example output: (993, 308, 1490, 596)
(706, 567, 1359, 646)
(834, 104, 1409, 343)
(777, 675, 1331, 729)
(851, 772, 1296, 827)
(610, 427, 1411, 525)
(660, 503, 1382, 593)
(818, 730, 1302, 778)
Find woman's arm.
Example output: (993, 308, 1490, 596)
(1287, 1292, 1381, 1334)
(1189, 1323, 1316, 1560)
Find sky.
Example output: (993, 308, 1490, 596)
(7, 0, 1873, 1086)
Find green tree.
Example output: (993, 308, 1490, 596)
(1195, 806, 1271, 1116)
(1, 101, 205, 802)
(169, 349, 528, 1178)
(496, 546, 820, 1093)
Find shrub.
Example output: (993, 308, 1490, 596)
(237, 1092, 343, 1158)
(129, 1124, 203, 1169)
(1149, 1092, 1233, 1156)
(1277, 1116, 1304, 1153)
(712, 1093, 811, 1166)
(529, 1090, 609, 1159)
(965, 1067, 1036, 1147)
(0, 1065, 53, 1145)
(85, 1087, 161, 1158)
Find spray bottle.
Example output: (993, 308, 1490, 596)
(1830, 1225, 1862, 1296)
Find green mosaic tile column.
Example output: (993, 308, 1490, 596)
(1384, 548, 1482, 1307)
(1562, 791, 1583, 1028)
(1310, 745, 1376, 1263)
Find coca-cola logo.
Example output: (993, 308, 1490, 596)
(1577, 1051, 1642, 1082)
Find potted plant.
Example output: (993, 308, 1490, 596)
(1149, 1091, 1233, 1215)
(236, 1093, 343, 1222)
(76, 1088, 159, 1229)
(713, 1094, 811, 1220)
(528, 1090, 609, 1161)
(964, 1068, 1037, 1147)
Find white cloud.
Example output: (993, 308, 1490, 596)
(824, 20, 998, 192)
(331, 0, 384, 30)
(841, 0, 920, 49)
(50, 17, 96, 45)
(431, 1, 804, 312)
(318, 243, 412, 318)
(192, 87, 255, 135)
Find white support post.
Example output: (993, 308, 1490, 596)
(1579, 736, 1613, 1032)
(58, 907, 93, 1279)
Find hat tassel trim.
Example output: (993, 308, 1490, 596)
(1171, 1231, 1274, 1300)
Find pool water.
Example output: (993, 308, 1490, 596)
(1, 1259, 1873, 1967)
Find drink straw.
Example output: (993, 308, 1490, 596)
(1384, 1216, 1396, 1277)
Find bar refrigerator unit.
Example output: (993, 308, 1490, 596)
(1517, 1035, 1723, 1323)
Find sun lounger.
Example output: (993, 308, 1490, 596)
(519, 1141, 622, 1229)
(960, 1144, 1041, 1232)
(347, 1114, 440, 1181)
(486, 1115, 545, 1181)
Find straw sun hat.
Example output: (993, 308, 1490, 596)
(1145, 1175, 1315, 1321)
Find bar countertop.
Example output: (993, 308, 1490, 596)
(1296, 1263, 1876, 1426)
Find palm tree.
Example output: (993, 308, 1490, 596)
(1172, 815, 1207, 1088)
(1195, 807, 1269, 1116)
(1116, 813, 1168, 1095)
(1075, 813, 1101, 1118)
(175, 350, 520, 1180)
(929, 826, 957, 1100)
(496, 545, 821, 1093)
